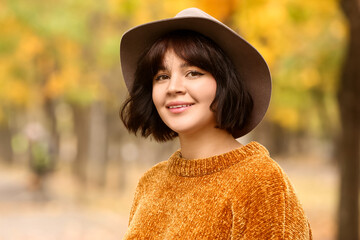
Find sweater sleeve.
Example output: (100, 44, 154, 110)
(231, 160, 312, 239)
(127, 161, 167, 226)
(127, 178, 144, 226)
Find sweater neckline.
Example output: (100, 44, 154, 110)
(167, 141, 268, 177)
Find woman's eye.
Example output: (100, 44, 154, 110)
(186, 71, 204, 78)
(154, 74, 169, 81)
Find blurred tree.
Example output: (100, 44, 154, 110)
(0, 0, 125, 187)
(0, 1, 37, 164)
(337, 0, 360, 239)
(233, 0, 345, 154)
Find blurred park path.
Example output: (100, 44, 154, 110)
(0, 165, 129, 240)
(0, 153, 338, 240)
(278, 156, 339, 240)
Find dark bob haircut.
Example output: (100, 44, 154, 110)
(120, 30, 253, 142)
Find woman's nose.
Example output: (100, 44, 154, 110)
(167, 75, 185, 95)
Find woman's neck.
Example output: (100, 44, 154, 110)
(178, 128, 242, 159)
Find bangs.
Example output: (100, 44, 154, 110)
(145, 30, 218, 78)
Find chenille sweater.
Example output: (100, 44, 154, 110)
(123, 142, 312, 239)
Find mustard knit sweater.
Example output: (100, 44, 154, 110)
(123, 142, 312, 239)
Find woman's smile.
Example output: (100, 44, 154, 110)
(166, 102, 195, 113)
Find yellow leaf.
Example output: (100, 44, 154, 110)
(43, 72, 66, 98)
(6, 80, 29, 106)
(270, 107, 299, 131)
(16, 34, 44, 62)
(300, 68, 320, 89)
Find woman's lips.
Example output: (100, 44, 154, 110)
(166, 103, 194, 113)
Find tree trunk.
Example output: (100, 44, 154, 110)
(72, 104, 91, 185)
(0, 119, 13, 164)
(44, 98, 60, 162)
(88, 101, 108, 187)
(337, 0, 360, 239)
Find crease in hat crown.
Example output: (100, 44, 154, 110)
(175, 8, 213, 18)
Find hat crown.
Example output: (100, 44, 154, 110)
(175, 8, 215, 20)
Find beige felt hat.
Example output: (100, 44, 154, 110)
(120, 8, 271, 138)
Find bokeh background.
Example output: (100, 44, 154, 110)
(0, 0, 359, 239)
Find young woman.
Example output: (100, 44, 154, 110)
(120, 8, 312, 239)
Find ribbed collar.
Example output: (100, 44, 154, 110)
(167, 141, 269, 177)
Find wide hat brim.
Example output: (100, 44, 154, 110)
(120, 8, 271, 138)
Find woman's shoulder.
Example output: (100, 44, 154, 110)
(135, 160, 169, 188)
(229, 142, 292, 191)
(238, 142, 285, 175)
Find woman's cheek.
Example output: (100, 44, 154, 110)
(152, 85, 163, 111)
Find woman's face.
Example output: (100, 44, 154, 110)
(152, 49, 217, 136)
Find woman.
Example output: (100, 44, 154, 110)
(120, 8, 312, 239)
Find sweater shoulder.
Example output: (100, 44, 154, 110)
(136, 160, 168, 189)
(229, 145, 298, 206)
(229, 146, 290, 194)
(242, 146, 286, 179)
(236, 141, 282, 174)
